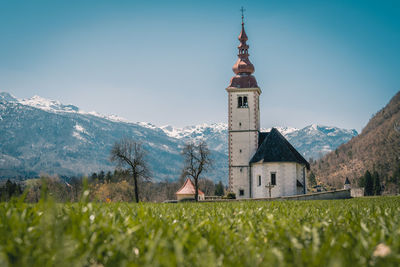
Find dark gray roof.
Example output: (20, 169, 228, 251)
(250, 128, 310, 169)
(345, 177, 351, 184)
(258, 132, 269, 145)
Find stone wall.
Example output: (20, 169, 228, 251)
(202, 189, 351, 202)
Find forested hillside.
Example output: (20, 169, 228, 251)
(311, 91, 400, 193)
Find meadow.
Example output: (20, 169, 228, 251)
(0, 196, 399, 266)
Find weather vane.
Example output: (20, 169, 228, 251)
(240, 6, 246, 24)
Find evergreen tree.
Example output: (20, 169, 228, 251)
(105, 171, 112, 183)
(364, 170, 374, 196)
(90, 172, 98, 182)
(308, 172, 317, 187)
(5, 179, 18, 199)
(98, 171, 105, 183)
(372, 171, 382, 195)
(358, 175, 365, 188)
(214, 181, 224, 196)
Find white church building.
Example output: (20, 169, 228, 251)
(227, 16, 310, 199)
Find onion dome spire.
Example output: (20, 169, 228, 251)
(228, 8, 258, 88)
(233, 20, 254, 75)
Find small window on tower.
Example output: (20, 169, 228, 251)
(238, 95, 248, 108)
(271, 172, 276, 185)
(258, 175, 261, 186)
(239, 189, 244, 196)
(239, 149, 242, 153)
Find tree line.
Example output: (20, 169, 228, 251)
(0, 172, 225, 203)
(0, 137, 226, 203)
(359, 165, 400, 196)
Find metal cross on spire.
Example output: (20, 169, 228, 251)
(240, 6, 246, 24)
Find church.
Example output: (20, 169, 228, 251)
(227, 15, 310, 199)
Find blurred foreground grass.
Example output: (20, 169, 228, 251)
(0, 196, 400, 266)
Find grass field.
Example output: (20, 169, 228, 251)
(0, 196, 399, 266)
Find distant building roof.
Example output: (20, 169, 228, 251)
(176, 178, 205, 196)
(250, 128, 310, 169)
(345, 177, 351, 184)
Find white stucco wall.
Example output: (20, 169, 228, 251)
(228, 90, 260, 131)
(251, 162, 307, 198)
(229, 131, 258, 166)
(231, 166, 251, 198)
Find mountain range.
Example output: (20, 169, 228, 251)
(0, 92, 357, 184)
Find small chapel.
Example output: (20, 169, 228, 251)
(227, 13, 310, 199)
(175, 178, 205, 201)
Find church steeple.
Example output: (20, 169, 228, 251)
(226, 8, 261, 198)
(233, 17, 254, 75)
(228, 10, 258, 88)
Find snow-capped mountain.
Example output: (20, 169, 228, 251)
(161, 123, 228, 154)
(284, 124, 358, 160)
(0, 92, 357, 183)
(160, 124, 357, 160)
(0, 92, 227, 182)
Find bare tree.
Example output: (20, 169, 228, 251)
(110, 137, 151, 203)
(181, 141, 212, 201)
(198, 178, 216, 196)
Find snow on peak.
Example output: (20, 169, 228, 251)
(274, 126, 298, 136)
(19, 95, 79, 113)
(9, 93, 130, 124)
(0, 92, 18, 102)
(263, 126, 299, 137)
(302, 124, 358, 136)
(137, 122, 159, 130)
(85, 111, 131, 123)
(160, 123, 228, 139)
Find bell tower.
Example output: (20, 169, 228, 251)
(226, 11, 261, 198)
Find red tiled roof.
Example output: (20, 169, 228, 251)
(176, 178, 204, 195)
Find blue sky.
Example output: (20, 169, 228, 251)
(0, 0, 399, 132)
